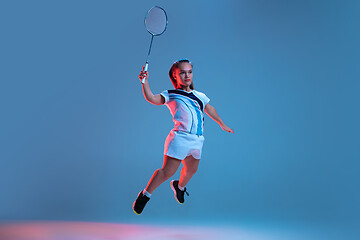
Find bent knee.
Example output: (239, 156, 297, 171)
(185, 167, 198, 176)
(159, 168, 176, 179)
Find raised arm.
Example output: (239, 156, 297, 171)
(139, 66, 165, 106)
(204, 104, 234, 133)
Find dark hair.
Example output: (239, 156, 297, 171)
(169, 58, 194, 90)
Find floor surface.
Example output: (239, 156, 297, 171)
(0, 221, 356, 240)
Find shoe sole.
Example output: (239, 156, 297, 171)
(170, 180, 183, 204)
(132, 202, 141, 215)
(132, 192, 143, 215)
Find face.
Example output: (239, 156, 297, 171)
(173, 62, 193, 89)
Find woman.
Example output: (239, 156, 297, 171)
(133, 59, 233, 215)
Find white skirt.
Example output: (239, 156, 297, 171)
(164, 130, 205, 160)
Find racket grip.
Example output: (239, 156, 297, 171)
(141, 63, 149, 84)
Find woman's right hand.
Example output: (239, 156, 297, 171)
(139, 66, 149, 84)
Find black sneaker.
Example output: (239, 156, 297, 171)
(133, 191, 150, 215)
(170, 180, 189, 204)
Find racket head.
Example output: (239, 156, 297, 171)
(144, 6, 168, 36)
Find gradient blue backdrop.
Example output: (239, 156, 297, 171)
(1, 0, 359, 234)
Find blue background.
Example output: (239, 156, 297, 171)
(1, 0, 359, 234)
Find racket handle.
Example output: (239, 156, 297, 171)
(141, 63, 149, 84)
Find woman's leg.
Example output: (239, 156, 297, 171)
(179, 155, 200, 188)
(145, 155, 181, 194)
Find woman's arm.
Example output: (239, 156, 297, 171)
(139, 67, 165, 106)
(204, 104, 234, 133)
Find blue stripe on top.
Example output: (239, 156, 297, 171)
(168, 95, 194, 133)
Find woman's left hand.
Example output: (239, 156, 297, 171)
(221, 124, 234, 133)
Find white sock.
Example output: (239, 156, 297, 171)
(142, 189, 152, 198)
(178, 184, 185, 191)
